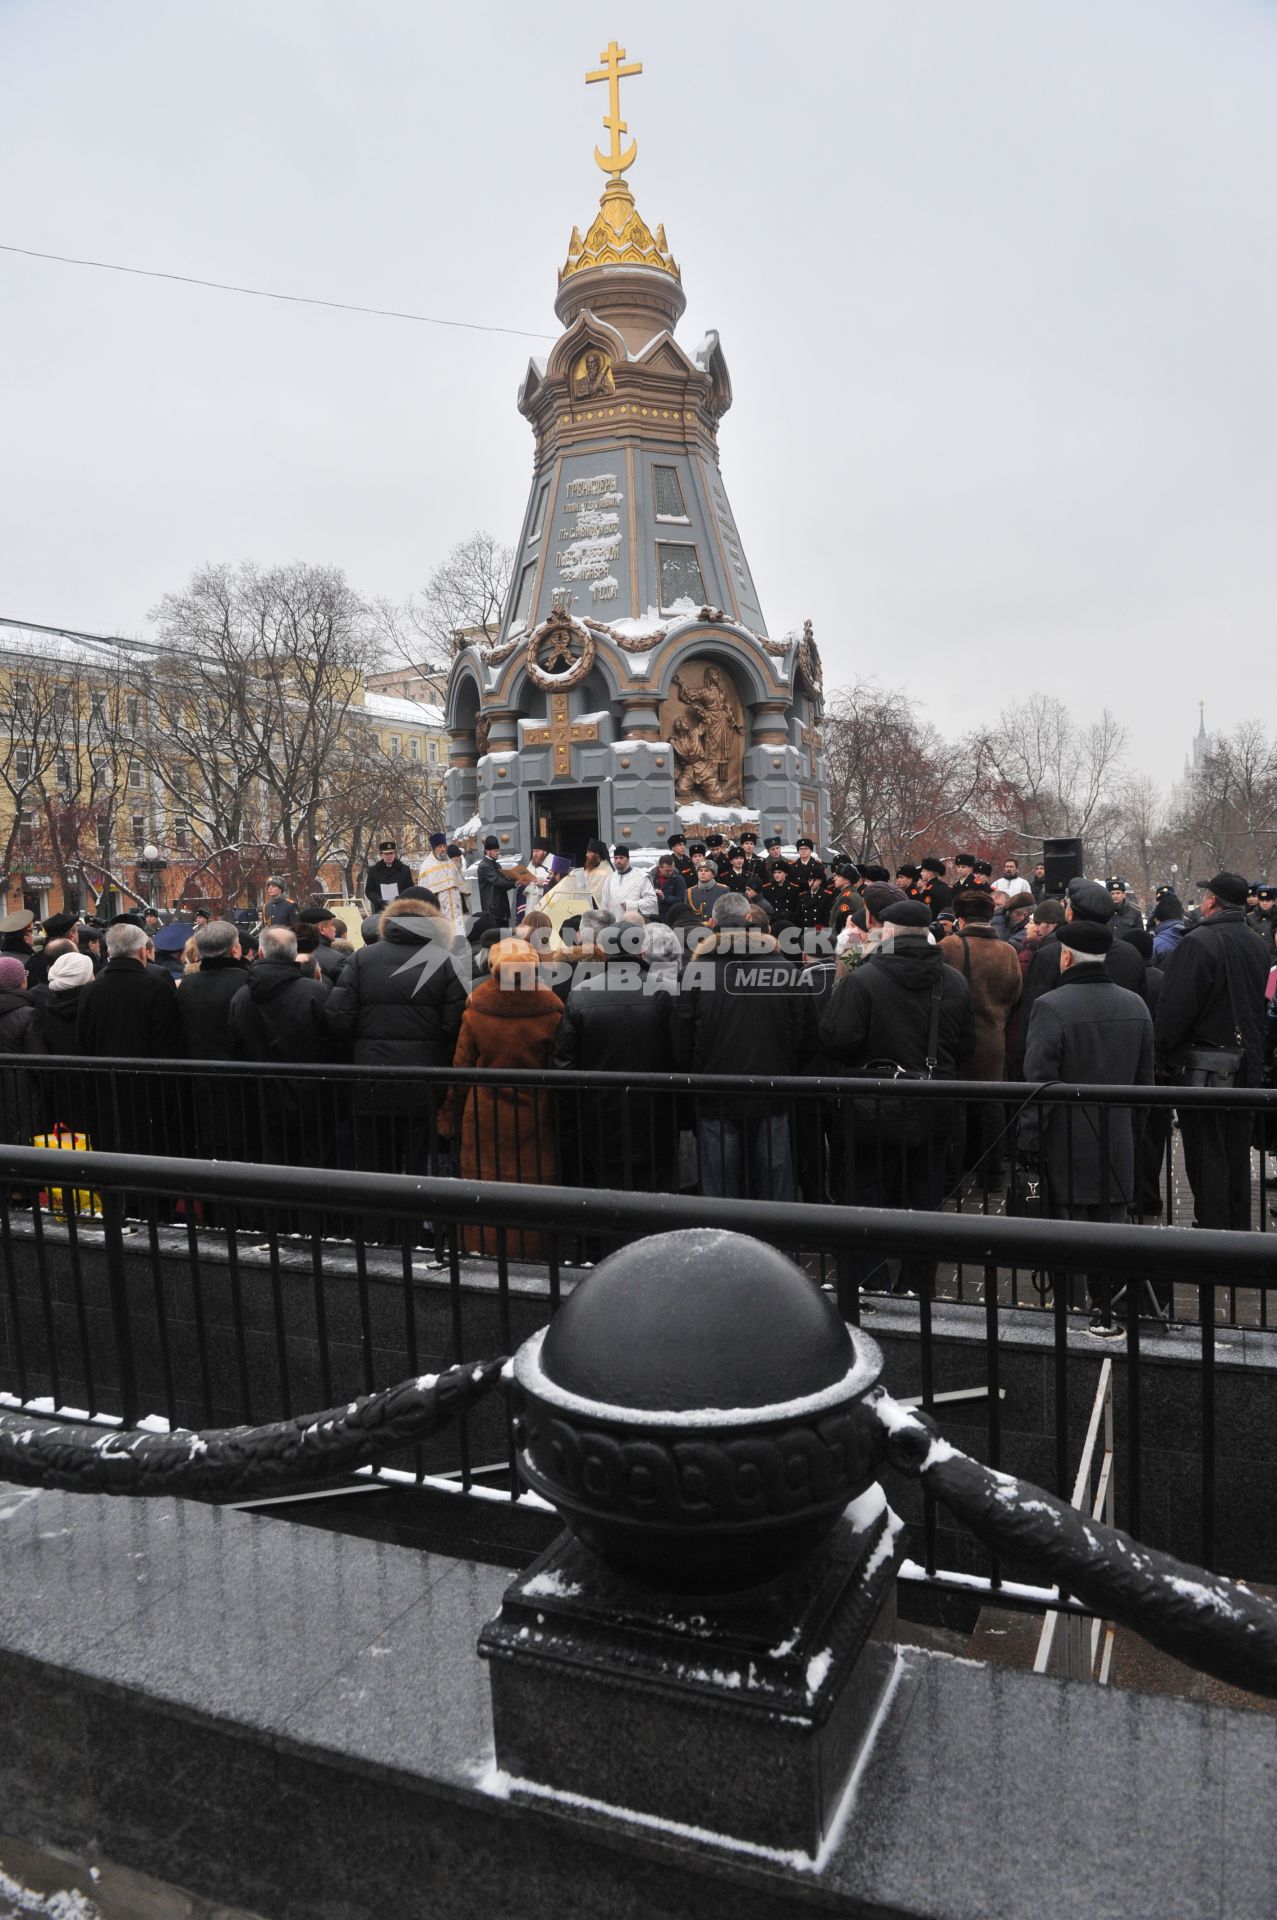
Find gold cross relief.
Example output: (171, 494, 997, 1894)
(525, 691, 602, 776)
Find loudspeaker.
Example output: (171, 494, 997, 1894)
(1042, 837, 1084, 896)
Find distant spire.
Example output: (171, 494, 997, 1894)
(1198, 699, 1206, 738)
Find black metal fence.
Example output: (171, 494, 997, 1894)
(2, 1053, 1273, 1322)
(2, 1140, 1276, 1597)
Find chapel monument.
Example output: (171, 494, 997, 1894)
(445, 44, 829, 859)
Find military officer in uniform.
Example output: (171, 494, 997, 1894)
(895, 862, 922, 898)
(0, 909, 35, 974)
(737, 827, 769, 892)
(971, 858, 994, 890)
(667, 833, 695, 884)
(790, 836, 825, 885)
(788, 865, 833, 930)
(952, 852, 977, 893)
(1107, 877, 1144, 937)
(920, 856, 952, 915)
(721, 846, 751, 894)
(1248, 884, 1277, 957)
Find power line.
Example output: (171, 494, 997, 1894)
(0, 241, 555, 342)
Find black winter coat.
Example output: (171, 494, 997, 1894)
(324, 913, 466, 1108)
(553, 959, 677, 1180)
(176, 956, 250, 1061)
(1015, 927, 1148, 1072)
(362, 859, 414, 913)
(476, 856, 518, 927)
(0, 988, 42, 1143)
(77, 956, 184, 1061)
(30, 986, 93, 1138)
(227, 963, 329, 1065)
(672, 933, 817, 1103)
(1154, 909, 1270, 1087)
(819, 938, 975, 1130)
(31, 986, 86, 1057)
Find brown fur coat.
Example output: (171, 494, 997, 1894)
(939, 927, 1023, 1080)
(441, 977, 563, 1254)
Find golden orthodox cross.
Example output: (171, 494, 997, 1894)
(587, 40, 642, 179)
(525, 691, 602, 776)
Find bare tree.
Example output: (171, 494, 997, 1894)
(1169, 722, 1277, 883)
(986, 694, 1127, 843)
(822, 681, 993, 866)
(401, 529, 514, 665)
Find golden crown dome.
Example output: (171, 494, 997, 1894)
(559, 178, 680, 285)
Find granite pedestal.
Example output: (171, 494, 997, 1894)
(479, 1493, 905, 1853)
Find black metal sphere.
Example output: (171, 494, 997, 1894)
(540, 1228, 852, 1411)
(511, 1229, 885, 1592)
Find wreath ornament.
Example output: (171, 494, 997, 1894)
(525, 609, 597, 691)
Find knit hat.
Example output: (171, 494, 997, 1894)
(0, 957, 27, 990)
(49, 952, 95, 991)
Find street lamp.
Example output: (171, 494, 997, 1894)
(135, 842, 168, 909)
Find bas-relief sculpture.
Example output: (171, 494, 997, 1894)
(662, 660, 745, 805)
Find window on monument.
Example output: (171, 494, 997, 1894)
(653, 466, 688, 522)
(509, 560, 538, 635)
(528, 483, 550, 543)
(657, 542, 706, 611)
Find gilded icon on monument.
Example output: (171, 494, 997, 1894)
(572, 348, 615, 402)
(663, 662, 744, 805)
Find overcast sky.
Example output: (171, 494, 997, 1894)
(3, 0, 1273, 779)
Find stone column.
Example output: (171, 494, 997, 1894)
(616, 694, 663, 741)
(446, 727, 477, 770)
(485, 709, 520, 752)
(749, 699, 790, 747)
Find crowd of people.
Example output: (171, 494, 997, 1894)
(0, 827, 1273, 1326)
